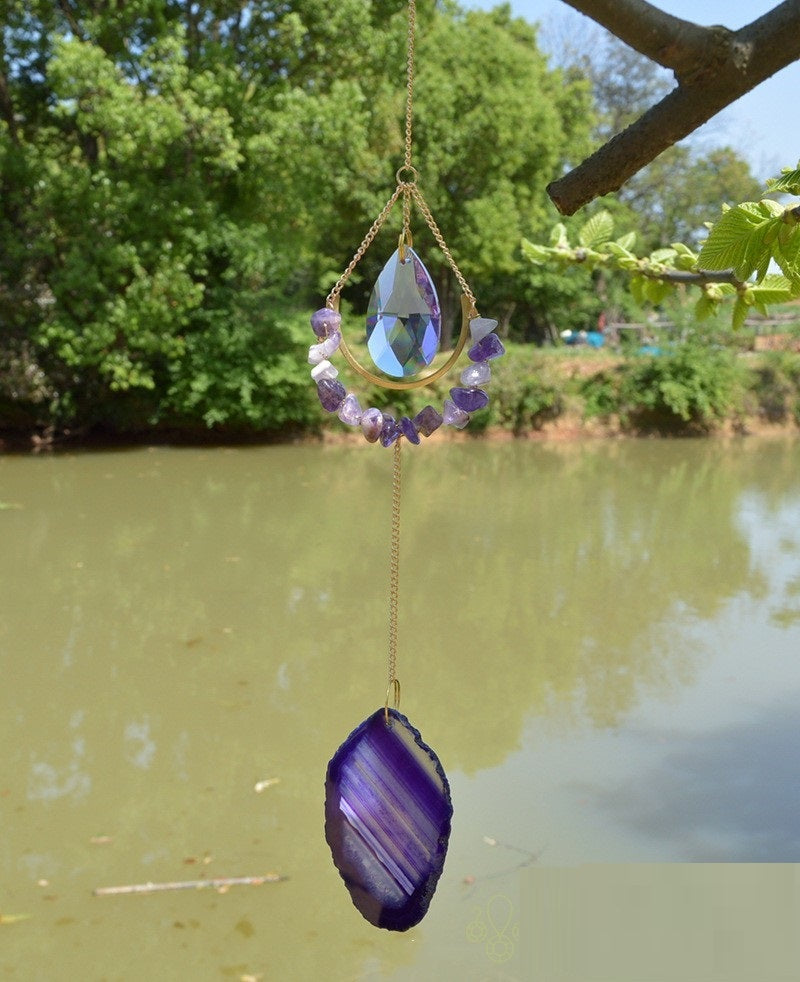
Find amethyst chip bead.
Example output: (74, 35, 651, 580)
(360, 407, 384, 443)
(311, 307, 342, 339)
(450, 387, 489, 413)
(467, 333, 505, 362)
(413, 405, 443, 437)
(338, 393, 363, 425)
(442, 398, 469, 429)
(399, 416, 421, 445)
(317, 378, 347, 412)
(379, 414, 401, 447)
(460, 362, 490, 387)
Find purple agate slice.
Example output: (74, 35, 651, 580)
(325, 708, 453, 931)
(468, 333, 505, 362)
(450, 387, 490, 413)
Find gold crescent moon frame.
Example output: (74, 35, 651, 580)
(330, 294, 474, 392)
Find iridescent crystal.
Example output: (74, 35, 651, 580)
(325, 708, 453, 931)
(366, 248, 441, 378)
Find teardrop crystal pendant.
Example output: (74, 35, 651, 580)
(325, 708, 453, 931)
(366, 247, 441, 378)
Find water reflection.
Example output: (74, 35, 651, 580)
(591, 701, 800, 861)
(1, 438, 799, 980)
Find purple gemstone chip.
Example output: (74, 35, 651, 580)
(317, 378, 346, 412)
(311, 307, 342, 339)
(360, 407, 384, 443)
(468, 333, 505, 362)
(325, 708, 453, 931)
(379, 414, 400, 447)
(450, 387, 490, 413)
(413, 405, 443, 437)
(399, 416, 420, 445)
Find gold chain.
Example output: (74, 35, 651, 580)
(326, 185, 404, 307)
(387, 438, 402, 694)
(411, 184, 477, 311)
(404, 0, 416, 170)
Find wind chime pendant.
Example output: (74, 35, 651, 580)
(366, 246, 441, 378)
(325, 708, 453, 931)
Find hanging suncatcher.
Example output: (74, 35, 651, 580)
(310, 0, 506, 932)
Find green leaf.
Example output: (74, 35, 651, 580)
(616, 231, 636, 251)
(694, 293, 716, 322)
(604, 242, 634, 260)
(731, 296, 748, 331)
(630, 274, 645, 305)
(550, 223, 569, 248)
(697, 204, 776, 280)
(649, 247, 677, 264)
(749, 274, 795, 306)
(772, 224, 800, 280)
(521, 239, 552, 264)
(643, 278, 672, 304)
(578, 210, 614, 249)
(765, 164, 800, 196)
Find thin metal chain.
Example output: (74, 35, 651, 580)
(387, 438, 402, 693)
(411, 184, 477, 311)
(404, 0, 416, 170)
(326, 185, 404, 307)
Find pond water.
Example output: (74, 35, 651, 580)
(2, 438, 800, 981)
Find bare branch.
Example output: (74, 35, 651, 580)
(558, 0, 710, 73)
(548, 0, 800, 215)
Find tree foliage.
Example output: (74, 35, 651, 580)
(0, 0, 593, 435)
(523, 163, 800, 332)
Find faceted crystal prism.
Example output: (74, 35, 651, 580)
(325, 708, 453, 931)
(366, 248, 441, 378)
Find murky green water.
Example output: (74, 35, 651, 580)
(2, 439, 800, 981)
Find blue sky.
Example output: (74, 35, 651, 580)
(463, 0, 800, 181)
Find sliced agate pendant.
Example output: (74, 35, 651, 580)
(324, 708, 453, 931)
(366, 247, 441, 378)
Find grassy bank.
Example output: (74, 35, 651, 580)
(5, 341, 800, 450)
(329, 341, 800, 440)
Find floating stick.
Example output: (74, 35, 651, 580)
(93, 874, 286, 896)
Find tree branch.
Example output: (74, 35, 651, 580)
(642, 268, 744, 288)
(558, 0, 711, 74)
(548, 0, 800, 215)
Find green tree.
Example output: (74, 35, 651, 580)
(0, 0, 594, 435)
(522, 164, 800, 333)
